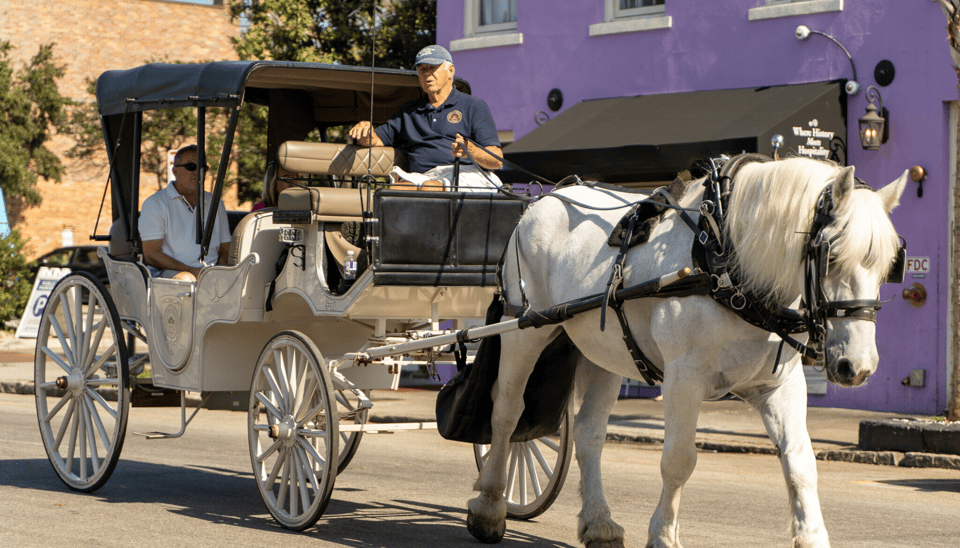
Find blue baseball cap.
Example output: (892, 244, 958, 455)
(414, 45, 453, 66)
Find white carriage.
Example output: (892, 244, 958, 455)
(33, 61, 572, 530)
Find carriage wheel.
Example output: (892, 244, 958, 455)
(35, 272, 130, 493)
(334, 388, 369, 474)
(249, 331, 338, 531)
(473, 400, 574, 520)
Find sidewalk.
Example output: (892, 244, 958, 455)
(4, 334, 959, 470)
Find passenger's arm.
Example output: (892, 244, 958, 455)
(142, 239, 201, 278)
(348, 121, 385, 147)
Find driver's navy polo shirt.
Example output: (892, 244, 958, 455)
(374, 88, 500, 174)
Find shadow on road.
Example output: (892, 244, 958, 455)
(1, 458, 574, 546)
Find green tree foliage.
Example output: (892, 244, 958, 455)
(0, 230, 33, 324)
(0, 41, 70, 205)
(230, 0, 436, 67)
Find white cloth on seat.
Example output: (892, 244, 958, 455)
(388, 164, 502, 193)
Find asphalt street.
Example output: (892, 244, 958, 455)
(3, 393, 960, 547)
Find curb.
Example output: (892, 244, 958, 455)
(605, 430, 960, 470)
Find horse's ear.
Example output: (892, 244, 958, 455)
(831, 166, 856, 204)
(877, 169, 909, 214)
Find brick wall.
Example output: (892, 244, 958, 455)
(0, 0, 242, 258)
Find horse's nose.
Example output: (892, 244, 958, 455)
(834, 357, 857, 383)
(832, 357, 870, 386)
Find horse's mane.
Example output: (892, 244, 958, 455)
(724, 157, 900, 306)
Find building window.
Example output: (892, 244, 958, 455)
(590, 0, 671, 37)
(615, 0, 666, 18)
(748, 0, 844, 22)
(478, 0, 517, 33)
(451, 0, 523, 53)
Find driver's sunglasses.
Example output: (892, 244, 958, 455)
(175, 162, 209, 172)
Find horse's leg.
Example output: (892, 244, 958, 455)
(574, 360, 626, 548)
(647, 362, 704, 548)
(467, 327, 555, 543)
(741, 363, 831, 548)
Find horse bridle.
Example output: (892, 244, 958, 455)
(801, 183, 904, 359)
(686, 156, 906, 365)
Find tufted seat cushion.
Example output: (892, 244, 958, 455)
(277, 141, 407, 178)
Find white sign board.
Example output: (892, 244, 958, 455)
(16, 267, 71, 339)
(905, 256, 930, 278)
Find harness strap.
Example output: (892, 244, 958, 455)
(610, 297, 663, 386)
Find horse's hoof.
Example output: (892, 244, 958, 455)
(586, 542, 625, 548)
(467, 508, 506, 544)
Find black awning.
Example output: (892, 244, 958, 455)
(502, 81, 847, 184)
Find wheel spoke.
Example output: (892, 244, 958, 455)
(522, 443, 542, 497)
(530, 439, 553, 476)
(84, 341, 115, 379)
(256, 438, 282, 464)
(293, 446, 315, 511)
(298, 435, 327, 469)
(271, 351, 291, 413)
(505, 449, 519, 503)
(52, 394, 78, 451)
(83, 390, 113, 447)
(78, 293, 96, 369)
(40, 342, 73, 376)
(48, 315, 77, 371)
(81, 398, 101, 474)
(43, 390, 73, 425)
(61, 291, 79, 364)
(255, 391, 284, 422)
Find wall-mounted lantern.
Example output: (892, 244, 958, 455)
(858, 86, 889, 151)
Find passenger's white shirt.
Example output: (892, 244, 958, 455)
(139, 182, 231, 268)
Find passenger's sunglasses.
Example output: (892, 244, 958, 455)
(175, 163, 209, 172)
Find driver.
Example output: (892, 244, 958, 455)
(139, 144, 231, 281)
(347, 45, 503, 192)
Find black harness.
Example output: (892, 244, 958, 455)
(504, 154, 906, 386)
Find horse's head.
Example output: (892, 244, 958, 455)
(813, 166, 907, 387)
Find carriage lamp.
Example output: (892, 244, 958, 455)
(858, 86, 888, 151)
(795, 25, 860, 95)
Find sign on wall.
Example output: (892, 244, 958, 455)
(906, 256, 930, 278)
(16, 267, 70, 339)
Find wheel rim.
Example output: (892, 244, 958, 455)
(474, 406, 573, 520)
(334, 388, 369, 475)
(249, 332, 337, 531)
(35, 273, 129, 492)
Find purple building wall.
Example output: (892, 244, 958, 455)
(438, 1, 957, 415)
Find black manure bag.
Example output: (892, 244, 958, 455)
(436, 295, 578, 444)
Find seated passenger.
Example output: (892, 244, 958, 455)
(139, 144, 231, 281)
(252, 164, 298, 211)
(347, 45, 503, 193)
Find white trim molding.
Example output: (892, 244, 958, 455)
(749, 0, 844, 21)
(590, 15, 672, 36)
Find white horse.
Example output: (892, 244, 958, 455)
(466, 157, 907, 548)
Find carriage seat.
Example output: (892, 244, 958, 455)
(277, 141, 407, 178)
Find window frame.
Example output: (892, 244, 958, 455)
(590, 0, 672, 37)
(748, 0, 844, 22)
(614, 0, 666, 19)
(451, 0, 523, 53)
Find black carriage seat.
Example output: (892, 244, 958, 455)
(372, 190, 525, 287)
